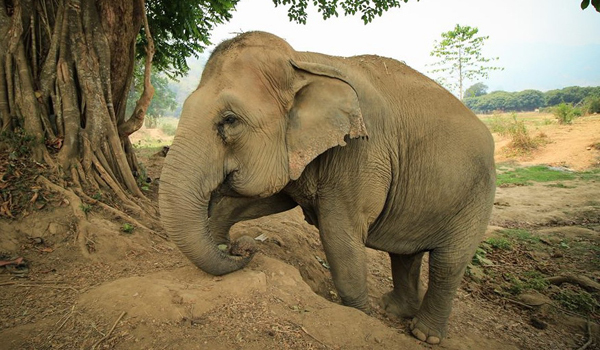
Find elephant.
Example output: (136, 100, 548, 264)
(159, 31, 495, 345)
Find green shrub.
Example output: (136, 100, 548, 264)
(553, 103, 579, 124)
(583, 96, 600, 114)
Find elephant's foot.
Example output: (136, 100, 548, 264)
(409, 316, 446, 345)
(381, 291, 420, 319)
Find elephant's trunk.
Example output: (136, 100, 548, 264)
(158, 132, 252, 276)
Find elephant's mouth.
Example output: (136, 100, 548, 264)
(217, 171, 243, 197)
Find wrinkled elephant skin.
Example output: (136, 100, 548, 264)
(159, 31, 495, 345)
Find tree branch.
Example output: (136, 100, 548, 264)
(118, 0, 154, 138)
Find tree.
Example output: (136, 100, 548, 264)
(464, 82, 488, 98)
(516, 90, 544, 111)
(429, 24, 502, 100)
(0, 0, 237, 228)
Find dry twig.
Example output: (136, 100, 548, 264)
(91, 311, 126, 350)
(0, 282, 78, 292)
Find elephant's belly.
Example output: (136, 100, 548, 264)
(365, 226, 430, 255)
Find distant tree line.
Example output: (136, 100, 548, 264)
(463, 84, 600, 114)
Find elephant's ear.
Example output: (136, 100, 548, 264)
(286, 60, 368, 180)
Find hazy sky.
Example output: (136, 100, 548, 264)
(206, 0, 600, 93)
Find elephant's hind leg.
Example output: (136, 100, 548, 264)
(381, 252, 424, 318)
(410, 247, 472, 345)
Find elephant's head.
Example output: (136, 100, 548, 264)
(159, 31, 368, 275)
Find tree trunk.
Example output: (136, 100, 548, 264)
(0, 0, 155, 214)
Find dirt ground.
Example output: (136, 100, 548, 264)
(1, 113, 599, 349)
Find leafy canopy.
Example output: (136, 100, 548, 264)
(429, 24, 502, 100)
(141, 0, 239, 78)
(271, 0, 415, 24)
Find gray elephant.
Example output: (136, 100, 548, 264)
(159, 31, 495, 344)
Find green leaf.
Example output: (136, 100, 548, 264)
(581, 0, 590, 10)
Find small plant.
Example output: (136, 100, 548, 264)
(91, 191, 102, 200)
(135, 163, 150, 190)
(80, 203, 92, 214)
(122, 223, 135, 233)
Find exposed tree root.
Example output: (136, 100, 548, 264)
(577, 320, 593, 350)
(546, 274, 600, 293)
(36, 175, 165, 258)
(73, 187, 166, 240)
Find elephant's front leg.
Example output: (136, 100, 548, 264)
(208, 193, 297, 246)
(317, 214, 370, 311)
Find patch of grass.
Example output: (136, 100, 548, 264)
(499, 228, 540, 244)
(522, 271, 550, 291)
(486, 237, 512, 250)
(545, 182, 575, 189)
(497, 165, 577, 186)
(504, 273, 525, 295)
(554, 288, 598, 314)
(503, 271, 550, 295)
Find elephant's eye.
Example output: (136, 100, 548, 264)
(217, 113, 241, 142)
(222, 114, 237, 125)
